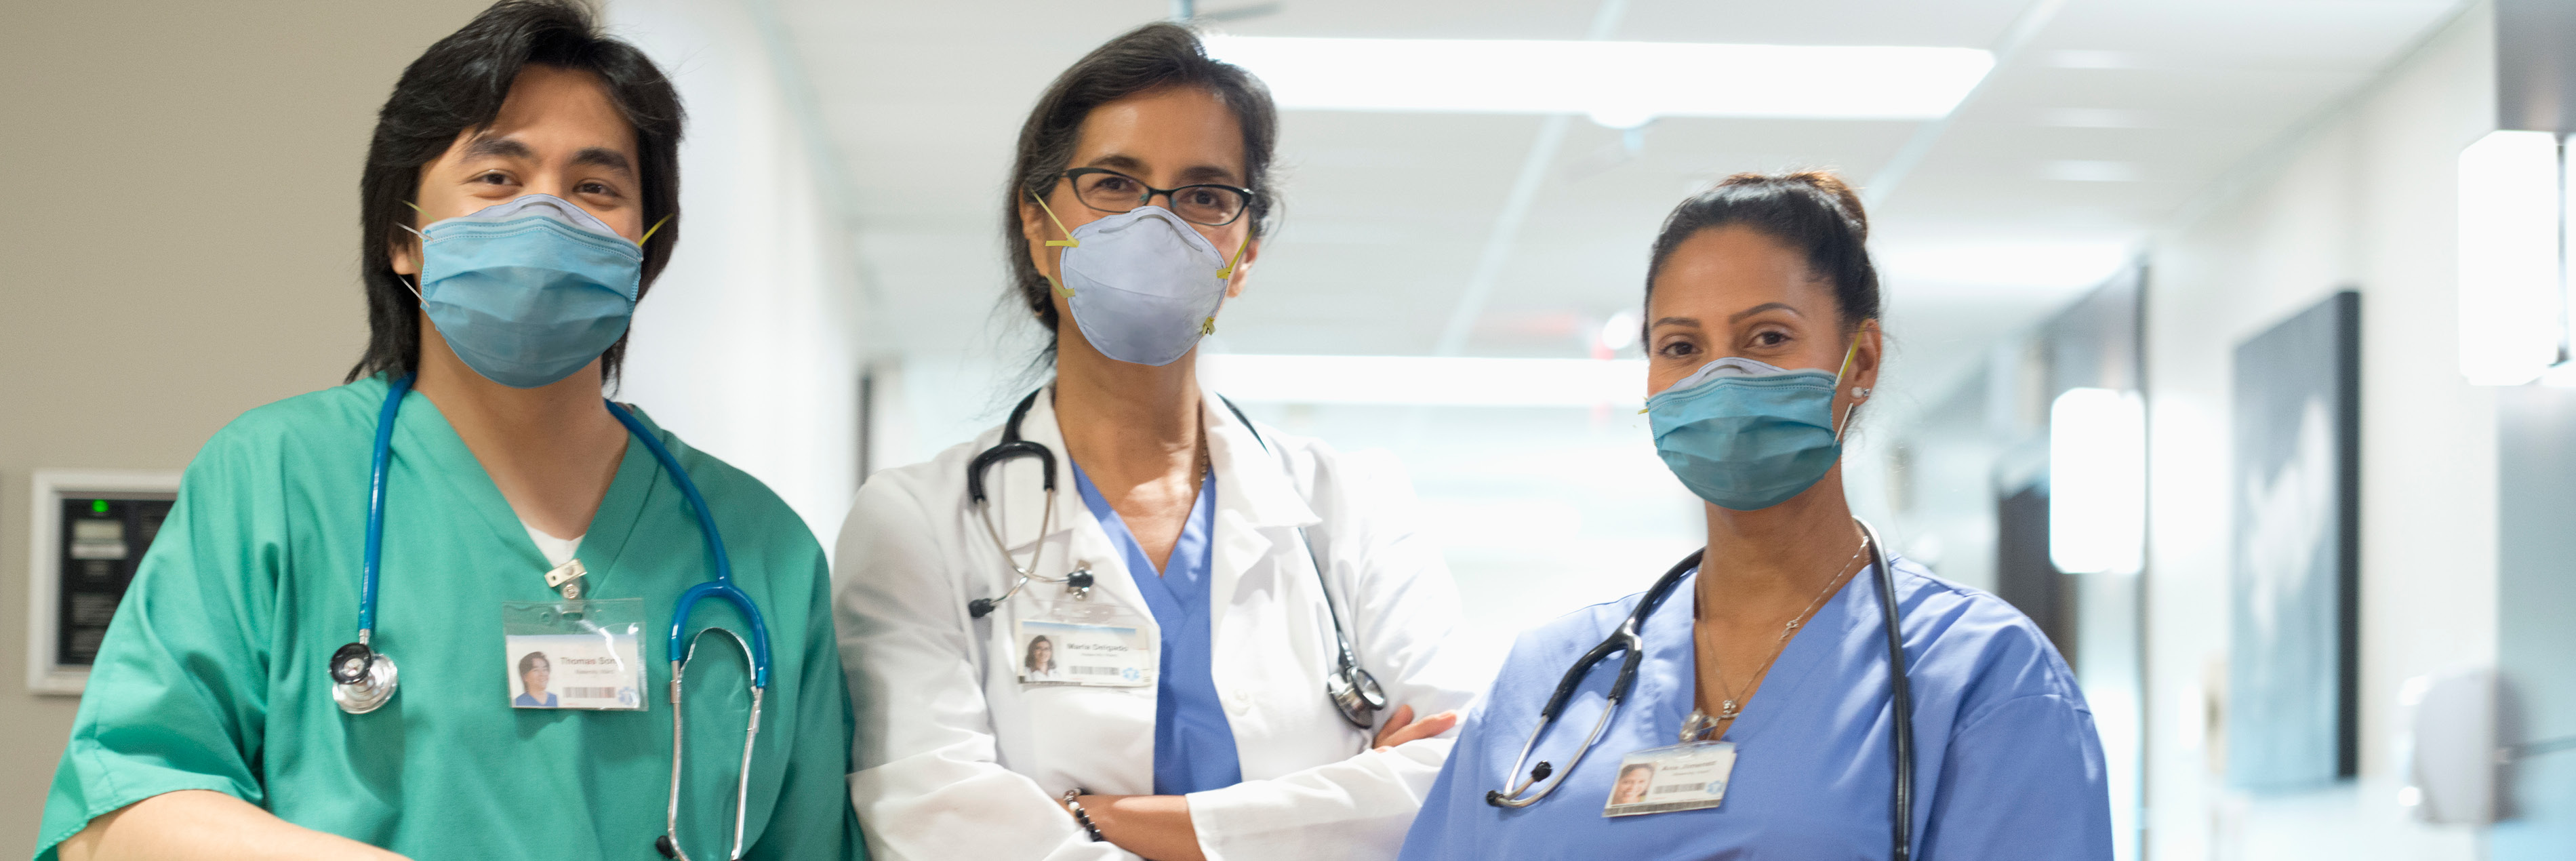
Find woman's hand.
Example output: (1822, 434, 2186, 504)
(1073, 795, 1204, 861)
(1371, 704, 1460, 753)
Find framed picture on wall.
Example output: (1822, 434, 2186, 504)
(2226, 289, 2360, 790)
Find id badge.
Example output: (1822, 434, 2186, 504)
(1013, 599, 1154, 688)
(1603, 740, 1738, 817)
(502, 599, 648, 710)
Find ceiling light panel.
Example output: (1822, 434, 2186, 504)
(1203, 36, 1994, 126)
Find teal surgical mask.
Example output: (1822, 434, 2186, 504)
(1646, 340, 1866, 510)
(408, 194, 660, 388)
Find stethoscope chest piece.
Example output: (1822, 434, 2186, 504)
(330, 642, 399, 715)
(1326, 662, 1388, 729)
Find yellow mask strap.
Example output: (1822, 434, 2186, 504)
(637, 214, 674, 247)
(1833, 325, 1868, 384)
(1216, 229, 1253, 280)
(1030, 191, 1079, 247)
(1831, 323, 1873, 441)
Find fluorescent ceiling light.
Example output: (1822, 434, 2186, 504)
(2048, 387, 2145, 575)
(2456, 129, 2561, 386)
(1199, 354, 1646, 407)
(1203, 36, 1993, 127)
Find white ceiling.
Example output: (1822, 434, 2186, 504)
(773, 0, 2466, 394)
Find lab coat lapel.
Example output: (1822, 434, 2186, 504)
(1201, 390, 1323, 640)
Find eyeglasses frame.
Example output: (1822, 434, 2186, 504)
(1057, 167, 1257, 228)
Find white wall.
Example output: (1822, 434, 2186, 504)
(2141, 3, 2497, 858)
(606, 0, 869, 546)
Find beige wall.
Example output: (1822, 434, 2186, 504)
(0, 0, 495, 847)
(2141, 3, 2497, 858)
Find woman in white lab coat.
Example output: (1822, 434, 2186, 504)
(833, 22, 1478, 861)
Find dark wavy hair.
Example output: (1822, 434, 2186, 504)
(1643, 171, 1881, 333)
(1002, 22, 1279, 366)
(346, 0, 684, 385)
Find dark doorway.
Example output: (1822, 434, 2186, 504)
(1995, 483, 2076, 665)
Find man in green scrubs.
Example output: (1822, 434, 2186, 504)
(35, 3, 860, 859)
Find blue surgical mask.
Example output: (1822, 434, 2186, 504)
(411, 194, 646, 388)
(1646, 344, 1861, 510)
(1039, 199, 1251, 367)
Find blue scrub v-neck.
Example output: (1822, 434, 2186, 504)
(1070, 461, 1241, 795)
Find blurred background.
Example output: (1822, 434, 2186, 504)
(7, 0, 2576, 858)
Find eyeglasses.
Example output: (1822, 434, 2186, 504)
(1060, 168, 1255, 227)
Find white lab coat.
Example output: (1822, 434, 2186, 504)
(834, 384, 1478, 861)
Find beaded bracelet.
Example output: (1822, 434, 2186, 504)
(1061, 788, 1104, 842)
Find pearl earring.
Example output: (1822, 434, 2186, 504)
(1851, 386, 1871, 399)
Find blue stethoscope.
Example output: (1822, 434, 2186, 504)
(325, 375, 772, 861)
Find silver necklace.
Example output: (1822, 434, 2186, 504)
(1687, 536, 1868, 740)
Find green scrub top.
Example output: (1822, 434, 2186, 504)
(36, 376, 863, 860)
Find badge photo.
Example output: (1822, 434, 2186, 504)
(1603, 740, 1738, 817)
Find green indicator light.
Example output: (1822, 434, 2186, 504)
(91, 500, 108, 515)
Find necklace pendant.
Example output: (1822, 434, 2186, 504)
(1717, 699, 1739, 720)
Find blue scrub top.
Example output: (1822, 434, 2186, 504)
(1399, 558, 2112, 860)
(1071, 462, 1242, 795)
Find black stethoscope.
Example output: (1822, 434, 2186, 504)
(326, 376, 773, 861)
(1484, 518, 1916, 861)
(963, 388, 1388, 729)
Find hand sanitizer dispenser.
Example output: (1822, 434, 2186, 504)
(2397, 668, 2497, 824)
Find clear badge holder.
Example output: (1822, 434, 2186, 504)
(501, 598, 649, 710)
(1013, 590, 1154, 688)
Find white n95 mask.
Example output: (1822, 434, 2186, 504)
(1051, 204, 1249, 367)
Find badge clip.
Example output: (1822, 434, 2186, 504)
(544, 559, 588, 600)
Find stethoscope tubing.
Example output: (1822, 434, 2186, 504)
(357, 374, 414, 641)
(963, 388, 1386, 728)
(1861, 519, 1913, 861)
(608, 400, 773, 689)
(1486, 520, 1913, 860)
(348, 379, 769, 860)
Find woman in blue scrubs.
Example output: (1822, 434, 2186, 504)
(1398, 172, 2112, 860)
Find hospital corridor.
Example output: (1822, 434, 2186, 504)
(1, 0, 2571, 858)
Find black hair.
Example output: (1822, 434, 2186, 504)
(1643, 171, 1881, 333)
(1002, 22, 1279, 365)
(346, 0, 684, 385)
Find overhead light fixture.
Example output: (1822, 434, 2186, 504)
(1202, 36, 1993, 127)
(2456, 129, 2563, 386)
(1199, 354, 1646, 407)
(2048, 387, 2145, 575)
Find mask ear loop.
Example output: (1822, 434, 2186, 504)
(637, 214, 674, 247)
(1217, 229, 1253, 280)
(1831, 324, 1872, 443)
(394, 208, 431, 305)
(1029, 190, 1079, 249)
(1028, 189, 1079, 298)
(1203, 229, 1255, 336)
